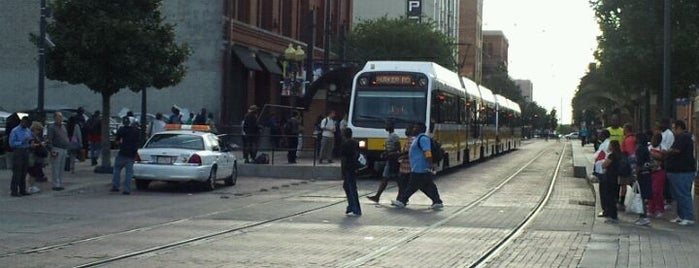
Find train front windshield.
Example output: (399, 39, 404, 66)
(351, 89, 427, 128)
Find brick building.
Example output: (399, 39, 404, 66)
(0, 0, 352, 135)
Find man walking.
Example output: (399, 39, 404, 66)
(392, 123, 443, 209)
(8, 116, 33, 197)
(111, 117, 140, 195)
(47, 112, 70, 191)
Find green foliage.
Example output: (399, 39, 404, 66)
(46, 0, 190, 95)
(43, 0, 190, 168)
(346, 17, 456, 69)
(574, 0, 699, 125)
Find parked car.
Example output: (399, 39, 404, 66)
(133, 125, 238, 191)
(564, 132, 579, 140)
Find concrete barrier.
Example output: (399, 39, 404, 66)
(571, 142, 590, 178)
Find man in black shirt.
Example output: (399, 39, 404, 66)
(665, 120, 696, 226)
(242, 105, 260, 163)
(111, 117, 140, 195)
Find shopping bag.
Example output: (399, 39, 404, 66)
(625, 181, 644, 214)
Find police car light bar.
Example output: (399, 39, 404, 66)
(165, 124, 211, 132)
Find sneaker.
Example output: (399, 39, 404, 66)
(678, 219, 695, 226)
(654, 212, 664, 218)
(634, 218, 651, 226)
(29, 186, 41, 194)
(110, 187, 120, 192)
(122, 191, 131, 195)
(670, 217, 682, 223)
(430, 203, 444, 209)
(664, 204, 673, 211)
(390, 199, 406, 208)
(346, 212, 361, 217)
(604, 218, 619, 224)
(366, 196, 379, 203)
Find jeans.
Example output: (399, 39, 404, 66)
(398, 172, 442, 205)
(50, 148, 67, 188)
(319, 136, 334, 161)
(343, 169, 361, 215)
(112, 155, 135, 193)
(667, 172, 695, 221)
(89, 141, 102, 164)
(10, 148, 29, 194)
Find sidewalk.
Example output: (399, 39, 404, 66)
(573, 141, 699, 267)
(0, 157, 113, 202)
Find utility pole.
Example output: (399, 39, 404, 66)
(38, 0, 47, 118)
(322, 0, 331, 73)
(661, 0, 672, 119)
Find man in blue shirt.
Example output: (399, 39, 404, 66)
(392, 123, 443, 209)
(9, 116, 33, 197)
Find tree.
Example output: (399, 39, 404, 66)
(574, 0, 699, 126)
(345, 17, 456, 69)
(45, 0, 190, 171)
(482, 64, 524, 104)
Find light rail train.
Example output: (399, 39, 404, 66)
(347, 61, 522, 172)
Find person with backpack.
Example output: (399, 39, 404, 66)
(318, 110, 337, 164)
(600, 140, 623, 223)
(391, 123, 443, 209)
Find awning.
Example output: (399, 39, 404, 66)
(297, 66, 360, 109)
(256, 53, 282, 75)
(233, 46, 262, 71)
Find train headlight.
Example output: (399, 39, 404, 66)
(418, 78, 428, 87)
(359, 77, 369, 86)
(358, 139, 367, 148)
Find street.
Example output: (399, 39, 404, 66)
(2, 140, 699, 267)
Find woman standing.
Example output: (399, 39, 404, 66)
(601, 140, 622, 223)
(633, 133, 652, 225)
(647, 133, 666, 218)
(340, 128, 361, 217)
(66, 116, 83, 173)
(27, 121, 47, 193)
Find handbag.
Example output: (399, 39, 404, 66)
(625, 181, 644, 214)
(356, 153, 368, 172)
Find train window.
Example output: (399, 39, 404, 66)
(432, 91, 459, 123)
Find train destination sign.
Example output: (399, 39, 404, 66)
(374, 75, 414, 85)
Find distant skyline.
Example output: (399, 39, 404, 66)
(482, 0, 601, 125)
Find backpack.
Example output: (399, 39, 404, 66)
(417, 135, 444, 164)
(254, 153, 269, 164)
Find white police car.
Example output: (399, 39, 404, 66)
(133, 124, 237, 191)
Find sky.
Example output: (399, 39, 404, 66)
(482, 0, 601, 125)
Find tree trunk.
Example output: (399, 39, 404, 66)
(95, 92, 113, 173)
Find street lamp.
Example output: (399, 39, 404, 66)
(281, 44, 306, 105)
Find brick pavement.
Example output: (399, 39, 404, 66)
(574, 141, 699, 268)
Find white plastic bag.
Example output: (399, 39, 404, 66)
(625, 181, 644, 214)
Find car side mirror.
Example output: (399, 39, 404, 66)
(228, 143, 240, 151)
(212, 145, 221, 152)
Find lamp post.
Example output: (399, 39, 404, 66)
(282, 44, 306, 107)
